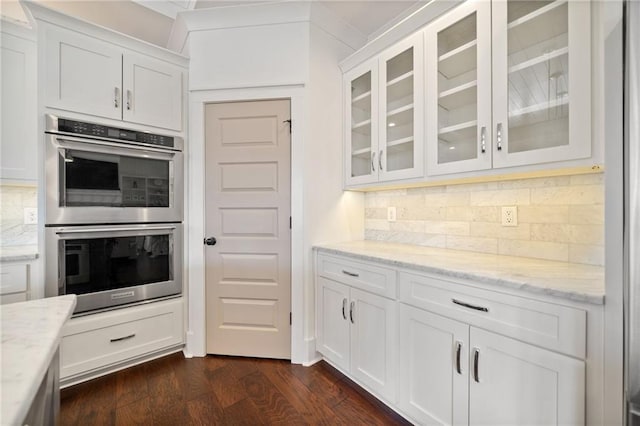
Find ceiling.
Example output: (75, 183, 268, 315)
(0, 0, 423, 49)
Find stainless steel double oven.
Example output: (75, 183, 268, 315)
(44, 115, 183, 315)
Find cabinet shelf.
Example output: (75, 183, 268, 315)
(509, 46, 568, 74)
(387, 71, 413, 88)
(352, 147, 372, 157)
(438, 40, 477, 79)
(352, 119, 371, 135)
(508, 0, 567, 31)
(438, 120, 477, 144)
(352, 91, 372, 110)
(510, 97, 569, 118)
(439, 80, 477, 111)
(387, 136, 413, 148)
(387, 103, 414, 118)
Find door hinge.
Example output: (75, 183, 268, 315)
(283, 119, 292, 133)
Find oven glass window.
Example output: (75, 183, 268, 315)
(64, 235, 172, 295)
(62, 149, 170, 208)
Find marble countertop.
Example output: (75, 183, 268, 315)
(1, 295, 76, 425)
(0, 245, 39, 262)
(314, 241, 605, 305)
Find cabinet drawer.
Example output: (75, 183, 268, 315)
(0, 292, 28, 305)
(61, 298, 183, 378)
(317, 254, 396, 298)
(0, 263, 29, 295)
(399, 272, 586, 358)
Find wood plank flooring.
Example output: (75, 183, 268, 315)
(60, 353, 412, 425)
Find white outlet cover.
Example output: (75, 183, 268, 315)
(23, 207, 37, 225)
(501, 206, 518, 227)
(387, 206, 397, 222)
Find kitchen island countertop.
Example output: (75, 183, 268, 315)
(314, 241, 604, 305)
(1, 295, 76, 425)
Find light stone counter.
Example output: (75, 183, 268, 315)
(314, 241, 604, 305)
(0, 245, 39, 262)
(1, 295, 76, 425)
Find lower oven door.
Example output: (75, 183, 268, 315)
(45, 223, 182, 314)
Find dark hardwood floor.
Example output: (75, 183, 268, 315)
(60, 353, 412, 425)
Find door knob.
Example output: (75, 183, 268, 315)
(204, 237, 217, 246)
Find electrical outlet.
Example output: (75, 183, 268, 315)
(387, 206, 397, 222)
(23, 208, 37, 225)
(501, 206, 518, 227)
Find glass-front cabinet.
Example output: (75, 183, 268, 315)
(345, 33, 423, 186)
(427, 0, 591, 176)
(492, 0, 591, 168)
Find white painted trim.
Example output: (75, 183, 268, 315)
(339, 0, 462, 72)
(131, 0, 192, 19)
(187, 85, 307, 364)
(22, 0, 189, 66)
(0, 18, 35, 40)
(308, 2, 366, 50)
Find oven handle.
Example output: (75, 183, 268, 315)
(58, 240, 66, 294)
(52, 134, 178, 159)
(55, 225, 177, 235)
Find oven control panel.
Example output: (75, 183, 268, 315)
(54, 118, 176, 149)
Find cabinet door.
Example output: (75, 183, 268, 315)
(469, 328, 585, 425)
(345, 59, 379, 186)
(316, 277, 350, 372)
(399, 305, 469, 425)
(1, 31, 37, 182)
(378, 32, 424, 182)
(426, 1, 492, 176)
(122, 53, 183, 131)
(44, 26, 122, 120)
(349, 287, 397, 402)
(492, 0, 591, 168)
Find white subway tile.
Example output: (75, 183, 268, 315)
(498, 240, 569, 262)
(469, 189, 530, 206)
(531, 224, 571, 243)
(530, 185, 604, 205)
(425, 221, 470, 236)
(569, 224, 604, 245)
(471, 222, 531, 240)
(446, 236, 498, 254)
(569, 244, 605, 266)
(569, 205, 604, 224)
(518, 205, 569, 224)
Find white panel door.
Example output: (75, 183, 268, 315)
(44, 26, 122, 120)
(469, 328, 585, 426)
(316, 277, 350, 372)
(205, 99, 291, 359)
(0, 31, 37, 182)
(378, 31, 424, 182)
(122, 53, 183, 131)
(426, 0, 492, 176)
(398, 304, 469, 426)
(349, 287, 397, 402)
(492, 0, 591, 168)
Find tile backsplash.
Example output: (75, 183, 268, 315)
(0, 185, 37, 246)
(364, 173, 604, 266)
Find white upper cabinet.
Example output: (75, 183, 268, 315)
(44, 25, 183, 131)
(1, 24, 37, 182)
(492, 0, 591, 168)
(345, 32, 424, 187)
(427, 0, 591, 176)
(426, 1, 492, 176)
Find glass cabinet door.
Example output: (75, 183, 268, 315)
(378, 32, 424, 181)
(426, 1, 492, 176)
(492, 0, 591, 167)
(345, 60, 378, 185)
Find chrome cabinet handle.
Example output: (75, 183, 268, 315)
(496, 122, 503, 151)
(379, 150, 383, 171)
(473, 348, 480, 382)
(114, 87, 120, 108)
(480, 126, 487, 153)
(455, 341, 463, 374)
(349, 301, 355, 324)
(342, 269, 359, 278)
(110, 333, 136, 343)
(342, 298, 347, 320)
(126, 90, 132, 110)
(371, 151, 376, 172)
(452, 298, 489, 312)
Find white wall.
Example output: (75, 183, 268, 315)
(188, 23, 309, 90)
(184, 12, 363, 364)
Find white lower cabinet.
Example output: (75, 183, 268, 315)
(60, 297, 183, 382)
(0, 261, 33, 304)
(317, 276, 397, 402)
(398, 304, 585, 425)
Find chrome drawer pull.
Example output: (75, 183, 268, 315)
(341, 270, 359, 278)
(455, 341, 463, 374)
(452, 299, 489, 312)
(349, 301, 355, 324)
(110, 333, 136, 343)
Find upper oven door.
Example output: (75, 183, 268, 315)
(45, 133, 183, 224)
